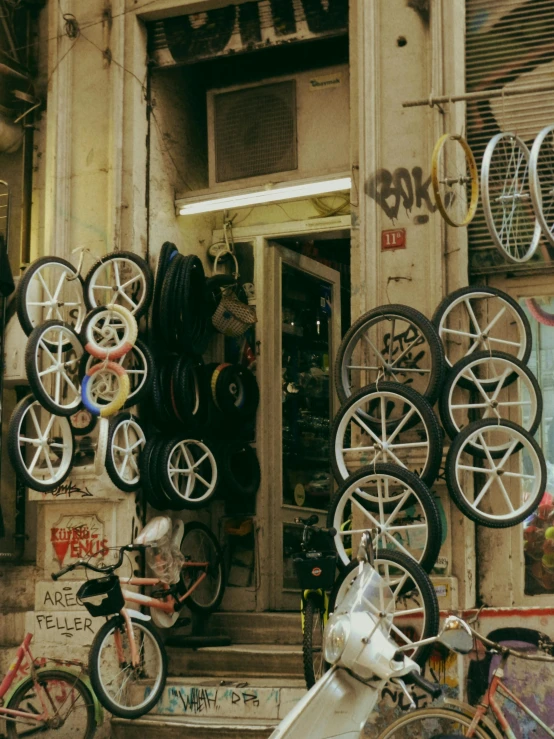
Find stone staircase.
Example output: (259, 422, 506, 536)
(111, 612, 307, 739)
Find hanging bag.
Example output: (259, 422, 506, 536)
(211, 252, 257, 338)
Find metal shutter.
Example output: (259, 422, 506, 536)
(465, 0, 554, 276)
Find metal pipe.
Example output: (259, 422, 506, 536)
(402, 81, 554, 108)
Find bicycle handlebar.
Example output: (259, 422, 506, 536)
(468, 623, 554, 663)
(403, 670, 442, 699)
(51, 544, 145, 581)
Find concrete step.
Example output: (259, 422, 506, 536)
(0, 564, 40, 610)
(168, 644, 304, 679)
(205, 612, 301, 645)
(111, 715, 278, 739)
(0, 609, 32, 646)
(133, 676, 305, 721)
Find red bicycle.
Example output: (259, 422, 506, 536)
(0, 632, 96, 738)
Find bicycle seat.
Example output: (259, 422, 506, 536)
(298, 515, 319, 527)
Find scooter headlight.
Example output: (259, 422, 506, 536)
(324, 615, 351, 664)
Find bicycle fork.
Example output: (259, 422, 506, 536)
(115, 610, 140, 668)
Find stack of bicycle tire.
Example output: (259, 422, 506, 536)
(6, 244, 261, 512)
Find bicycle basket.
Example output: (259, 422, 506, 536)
(293, 551, 337, 590)
(77, 575, 125, 617)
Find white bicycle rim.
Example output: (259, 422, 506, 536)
(84, 305, 137, 360)
(16, 401, 73, 487)
(34, 324, 83, 412)
(84, 343, 149, 406)
(437, 291, 529, 369)
(481, 132, 541, 263)
(166, 441, 217, 504)
(529, 123, 554, 247)
(111, 419, 145, 486)
(88, 258, 147, 315)
(25, 262, 84, 333)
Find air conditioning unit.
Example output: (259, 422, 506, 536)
(207, 64, 349, 192)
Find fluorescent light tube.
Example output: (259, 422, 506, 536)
(178, 176, 351, 215)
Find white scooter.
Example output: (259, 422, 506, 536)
(270, 532, 454, 739)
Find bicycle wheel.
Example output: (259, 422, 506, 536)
(376, 705, 498, 739)
(431, 133, 479, 227)
(446, 419, 546, 528)
(8, 395, 74, 492)
(334, 305, 445, 406)
(302, 593, 327, 689)
(16, 256, 85, 338)
(105, 412, 146, 492)
(83, 251, 153, 319)
(81, 361, 130, 417)
(439, 351, 542, 446)
(158, 437, 218, 509)
(432, 286, 532, 374)
(89, 614, 167, 719)
(331, 382, 443, 488)
(180, 521, 225, 614)
(82, 304, 138, 360)
(481, 132, 541, 263)
(6, 669, 96, 739)
(525, 297, 554, 327)
(329, 550, 439, 667)
(25, 321, 83, 416)
(327, 464, 442, 572)
(529, 123, 554, 246)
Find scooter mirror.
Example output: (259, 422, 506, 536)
(438, 616, 473, 654)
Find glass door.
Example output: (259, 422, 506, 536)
(268, 243, 341, 610)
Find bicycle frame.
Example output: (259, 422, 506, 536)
(468, 652, 554, 739)
(0, 633, 87, 727)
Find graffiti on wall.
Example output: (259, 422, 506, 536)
(151, 0, 348, 66)
(366, 167, 437, 221)
(50, 514, 109, 566)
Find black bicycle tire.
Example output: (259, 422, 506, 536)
(181, 255, 211, 355)
(69, 409, 97, 436)
(8, 395, 74, 492)
(140, 436, 175, 510)
(121, 338, 155, 408)
(334, 304, 446, 406)
(181, 521, 226, 613)
(158, 436, 218, 509)
(432, 286, 533, 377)
(159, 255, 182, 348)
(214, 364, 260, 419)
(5, 669, 97, 739)
(218, 441, 261, 499)
(329, 549, 440, 668)
(375, 705, 498, 739)
(83, 251, 153, 319)
(439, 350, 543, 448)
(105, 411, 144, 493)
(25, 320, 84, 416)
(302, 593, 327, 689)
(16, 256, 83, 337)
(89, 615, 167, 719)
(330, 381, 443, 488)
(326, 463, 442, 573)
(152, 242, 178, 334)
(445, 418, 546, 528)
(172, 356, 197, 426)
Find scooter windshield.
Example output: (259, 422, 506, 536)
(334, 562, 395, 632)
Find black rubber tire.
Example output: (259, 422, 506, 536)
(159, 255, 182, 348)
(180, 521, 226, 613)
(140, 436, 181, 511)
(326, 463, 442, 573)
(302, 592, 328, 689)
(152, 242, 178, 334)
(445, 418, 546, 528)
(16, 256, 83, 337)
(334, 304, 446, 406)
(218, 442, 261, 499)
(8, 394, 74, 492)
(25, 319, 83, 416)
(329, 549, 439, 668)
(213, 364, 260, 419)
(122, 338, 155, 408)
(172, 356, 199, 426)
(375, 706, 497, 739)
(83, 251, 154, 319)
(89, 615, 167, 719)
(5, 669, 96, 739)
(439, 350, 543, 447)
(158, 436, 218, 509)
(105, 412, 145, 493)
(69, 408, 97, 436)
(330, 381, 443, 488)
(432, 285, 533, 377)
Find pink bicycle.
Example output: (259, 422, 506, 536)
(0, 632, 96, 738)
(51, 519, 225, 719)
